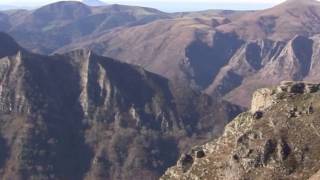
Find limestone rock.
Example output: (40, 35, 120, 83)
(251, 88, 275, 112)
(162, 81, 320, 180)
(251, 81, 320, 113)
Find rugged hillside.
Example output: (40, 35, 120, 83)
(218, 0, 320, 41)
(172, 9, 249, 20)
(3, 0, 320, 108)
(162, 81, 320, 180)
(1, 1, 171, 54)
(53, 0, 320, 107)
(208, 34, 317, 106)
(57, 16, 236, 90)
(0, 32, 240, 180)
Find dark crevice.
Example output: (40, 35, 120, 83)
(245, 43, 263, 70)
(185, 32, 243, 89)
(291, 36, 313, 80)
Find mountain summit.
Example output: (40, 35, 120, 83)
(80, 0, 107, 6)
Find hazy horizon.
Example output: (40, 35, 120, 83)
(0, 0, 287, 12)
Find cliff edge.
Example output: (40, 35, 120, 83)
(162, 81, 320, 180)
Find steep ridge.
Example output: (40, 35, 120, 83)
(215, 36, 319, 106)
(208, 35, 316, 106)
(162, 81, 320, 180)
(53, 0, 320, 107)
(0, 33, 240, 180)
(57, 17, 240, 90)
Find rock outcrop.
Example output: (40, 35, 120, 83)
(250, 88, 275, 112)
(251, 81, 320, 112)
(162, 81, 320, 180)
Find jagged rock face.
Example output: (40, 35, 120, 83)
(0, 33, 240, 180)
(212, 35, 318, 107)
(162, 82, 320, 180)
(72, 25, 320, 108)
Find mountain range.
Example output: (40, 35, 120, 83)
(1, 1, 171, 54)
(1, 0, 320, 179)
(1, 0, 320, 108)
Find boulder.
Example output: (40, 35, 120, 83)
(251, 88, 275, 112)
(177, 154, 194, 172)
(195, 150, 205, 159)
(253, 111, 263, 120)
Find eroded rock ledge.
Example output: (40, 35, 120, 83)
(251, 81, 320, 112)
(162, 81, 320, 180)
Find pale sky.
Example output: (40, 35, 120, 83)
(0, 0, 290, 11)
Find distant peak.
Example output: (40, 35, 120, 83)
(291, 0, 315, 1)
(284, 0, 318, 4)
(0, 32, 21, 58)
(79, 0, 107, 6)
(35, 1, 89, 11)
(46, 1, 85, 6)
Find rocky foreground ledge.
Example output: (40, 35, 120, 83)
(161, 81, 320, 180)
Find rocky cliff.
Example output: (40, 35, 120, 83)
(162, 81, 320, 180)
(0, 32, 240, 180)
